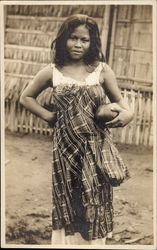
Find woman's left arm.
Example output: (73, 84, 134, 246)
(100, 64, 134, 128)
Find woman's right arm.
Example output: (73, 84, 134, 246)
(20, 64, 56, 124)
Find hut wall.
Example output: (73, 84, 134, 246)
(4, 5, 153, 146)
(109, 5, 153, 146)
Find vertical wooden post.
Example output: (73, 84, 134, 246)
(101, 5, 111, 57)
(108, 5, 118, 67)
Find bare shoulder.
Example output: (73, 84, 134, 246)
(99, 63, 116, 85)
(98, 62, 121, 102)
(34, 64, 53, 87)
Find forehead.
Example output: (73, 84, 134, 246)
(71, 25, 90, 37)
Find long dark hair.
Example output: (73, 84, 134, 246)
(51, 14, 105, 67)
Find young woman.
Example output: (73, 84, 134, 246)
(20, 14, 133, 245)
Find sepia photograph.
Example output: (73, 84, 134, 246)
(1, 0, 156, 249)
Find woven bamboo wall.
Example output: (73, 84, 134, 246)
(109, 5, 153, 146)
(4, 5, 153, 146)
(111, 5, 152, 87)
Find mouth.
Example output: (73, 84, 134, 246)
(72, 51, 83, 54)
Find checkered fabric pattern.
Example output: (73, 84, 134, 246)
(51, 84, 130, 240)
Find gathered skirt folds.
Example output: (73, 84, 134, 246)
(50, 84, 128, 244)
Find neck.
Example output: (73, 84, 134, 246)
(65, 58, 85, 67)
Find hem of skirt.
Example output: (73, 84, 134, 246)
(52, 226, 113, 241)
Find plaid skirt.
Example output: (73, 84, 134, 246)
(51, 84, 129, 240)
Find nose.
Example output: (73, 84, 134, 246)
(74, 39, 82, 47)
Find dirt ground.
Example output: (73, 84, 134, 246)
(4, 130, 154, 246)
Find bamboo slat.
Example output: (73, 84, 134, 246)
(117, 19, 152, 23)
(135, 64, 152, 84)
(143, 97, 149, 145)
(139, 92, 146, 145)
(5, 46, 50, 64)
(7, 14, 102, 25)
(135, 91, 141, 145)
(20, 108, 26, 133)
(5, 31, 54, 48)
(35, 117, 39, 134)
(144, 92, 152, 146)
(147, 92, 153, 146)
(29, 113, 33, 134)
(5, 58, 47, 66)
(114, 45, 152, 53)
(5, 60, 45, 76)
(5, 101, 9, 129)
(130, 49, 152, 64)
(137, 92, 145, 145)
(125, 90, 134, 144)
(5, 73, 34, 79)
(121, 89, 127, 143)
(6, 28, 55, 35)
(16, 103, 21, 132)
(117, 77, 152, 86)
(132, 31, 152, 52)
(130, 90, 138, 144)
(5, 44, 50, 51)
(133, 5, 152, 20)
(115, 23, 131, 47)
(7, 14, 66, 21)
(117, 5, 132, 20)
(9, 102, 16, 132)
(24, 110, 28, 133)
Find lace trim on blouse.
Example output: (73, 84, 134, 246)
(50, 62, 108, 87)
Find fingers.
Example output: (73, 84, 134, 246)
(47, 112, 57, 127)
(105, 117, 124, 128)
(110, 106, 124, 113)
(106, 122, 123, 128)
(105, 116, 119, 126)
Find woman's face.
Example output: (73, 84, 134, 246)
(66, 25, 91, 61)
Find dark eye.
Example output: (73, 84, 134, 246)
(69, 36, 77, 40)
(82, 38, 90, 42)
